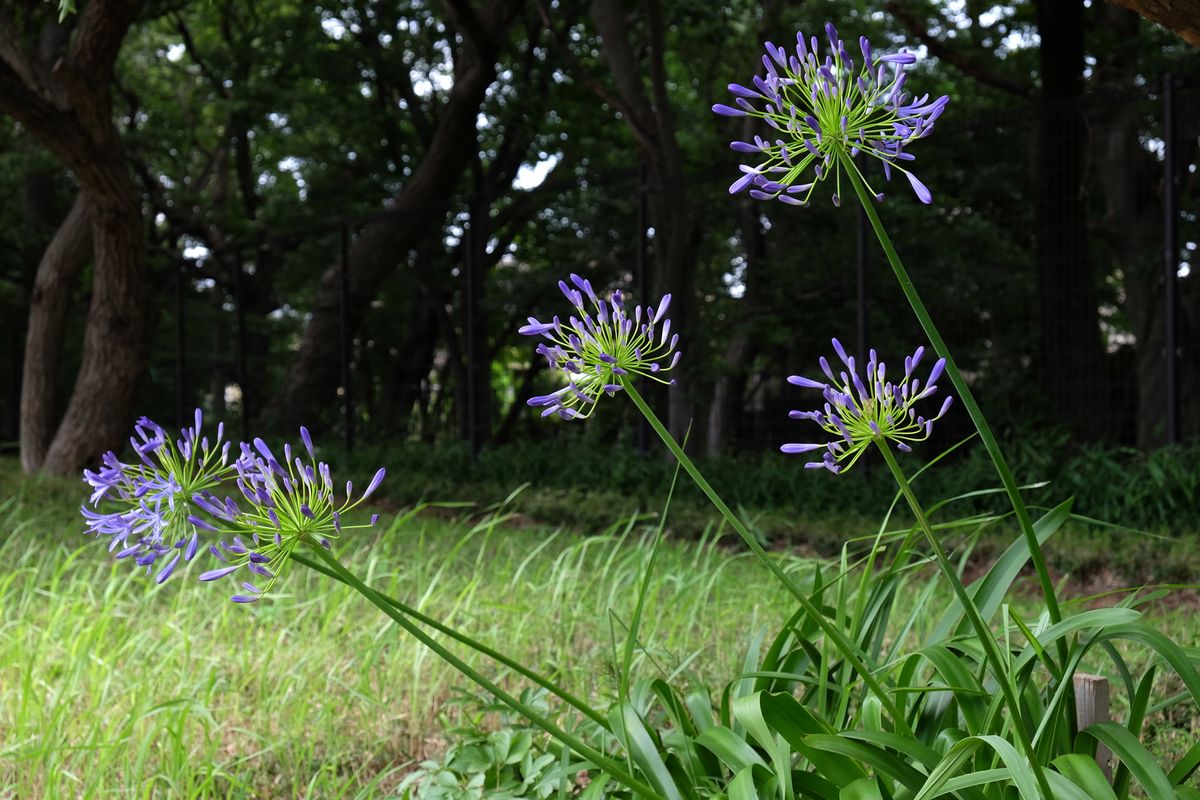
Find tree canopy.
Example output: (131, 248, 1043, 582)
(0, 0, 1196, 474)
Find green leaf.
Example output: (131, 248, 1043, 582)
(696, 725, 768, 773)
(839, 777, 884, 799)
(615, 703, 689, 800)
(1078, 722, 1177, 800)
(839, 731, 940, 772)
(911, 735, 1040, 800)
(753, 692, 866, 787)
(915, 646, 988, 735)
(1168, 741, 1200, 785)
(804, 735, 927, 793)
(929, 498, 1073, 643)
(1051, 754, 1118, 800)
(728, 764, 766, 800)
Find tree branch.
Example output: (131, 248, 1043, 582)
(885, 1, 1033, 98)
(1109, 0, 1200, 45)
(533, 0, 655, 152)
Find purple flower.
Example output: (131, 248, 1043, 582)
(714, 23, 948, 206)
(519, 274, 681, 421)
(193, 429, 384, 603)
(781, 340, 953, 473)
(81, 409, 233, 583)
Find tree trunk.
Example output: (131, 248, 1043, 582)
(588, 0, 698, 442)
(42, 156, 149, 475)
(0, 0, 151, 475)
(380, 287, 440, 434)
(20, 192, 91, 472)
(707, 195, 766, 456)
(462, 188, 492, 449)
(1033, 0, 1111, 440)
(263, 0, 523, 431)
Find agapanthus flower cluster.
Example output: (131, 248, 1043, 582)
(191, 428, 385, 603)
(713, 22, 948, 206)
(782, 339, 953, 473)
(82, 415, 386, 603)
(519, 273, 680, 420)
(82, 410, 233, 584)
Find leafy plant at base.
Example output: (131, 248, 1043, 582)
(398, 689, 585, 800)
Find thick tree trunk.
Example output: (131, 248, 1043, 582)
(1033, 0, 1111, 440)
(707, 195, 766, 456)
(588, 0, 698, 442)
(380, 288, 440, 433)
(263, 0, 523, 431)
(1090, 6, 1167, 447)
(0, 0, 150, 475)
(41, 159, 148, 475)
(20, 192, 92, 472)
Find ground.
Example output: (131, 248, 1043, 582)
(0, 458, 1196, 797)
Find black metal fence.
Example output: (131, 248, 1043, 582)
(0, 78, 1195, 457)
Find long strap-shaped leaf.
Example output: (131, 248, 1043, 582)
(1078, 722, 1179, 800)
(911, 735, 1041, 800)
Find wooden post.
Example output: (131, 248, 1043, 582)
(1074, 673, 1113, 781)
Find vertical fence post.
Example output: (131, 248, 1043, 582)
(1163, 73, 1181, 445)
(1074, 673, 1113, 781)
(636, 163, 650, 455)
(339, 222, 355, 455)
(464, 194, 482, 458)
(174, 260, 186, 428)
(233, 248, 249, 442)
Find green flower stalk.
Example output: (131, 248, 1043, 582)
(521, 274, 913, 735)
(720, 22, 1066, 642)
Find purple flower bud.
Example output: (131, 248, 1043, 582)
(927, 358, 946, 386)
(189, 515, 220, 533)
(712, 103, 747, 117)
(361, 467, 386, 500)
(787, 375, 825, 389)
(156, 553, 181, 584)
(200, 565, 239, 582)
(905, 171, 932, 204)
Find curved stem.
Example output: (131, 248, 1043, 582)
(289, 550, 607, 727)
(307, 545, 659, 800)
(875, 443, 1052, 798)
(839, 155, 1064, 639)
(623, 381, 914, 737)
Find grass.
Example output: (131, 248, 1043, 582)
(0, 457, 1196, 797)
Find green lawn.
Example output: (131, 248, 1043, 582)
(0, 459, 1196, 798)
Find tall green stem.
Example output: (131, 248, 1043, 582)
(839, 155, 1064, 639)
(624, 382, 913, 737)
(308, 544, 659, 800)
(289, 550, 607, 727)
(876, 443, 1052, 798)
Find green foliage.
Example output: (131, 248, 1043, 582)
(398, 691, 578, 800)
(365, 433, 1200, 540)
